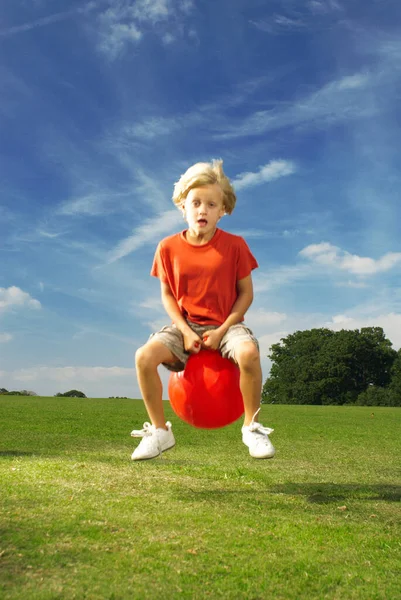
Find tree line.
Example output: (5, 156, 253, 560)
(262, 327, 401, 406)
(0, 389, 129, 399)
(0, 388, 37, 396)
(0, 389, 87, 398)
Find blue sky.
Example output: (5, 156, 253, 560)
(1, 0, 401, 398)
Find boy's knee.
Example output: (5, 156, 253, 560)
(135, 342, 174, 370)
(235, 342, 260, 369)
(135, 345, 155, 369)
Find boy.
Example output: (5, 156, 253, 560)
(131, 160, 275, 460)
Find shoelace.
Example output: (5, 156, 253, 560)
(130, 422, 155, 438)
(247, 408, 274, 436)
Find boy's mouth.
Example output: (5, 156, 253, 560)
(197, 219, 208, 227)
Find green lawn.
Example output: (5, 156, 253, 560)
(0, 397, 400, 599)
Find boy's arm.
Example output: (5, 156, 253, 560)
(160, 281, 192, 333)
(218, 274, 254, 336)
(202, 275, 254, 350)
(160, 281, 202, 352)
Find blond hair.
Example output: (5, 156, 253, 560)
(172, 159, 236, 215)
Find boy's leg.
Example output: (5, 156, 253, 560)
(234, 341, 263, 426)
(132, 339, 181, 460)
(135, 340, 179, 429)
(220, 326, 275, 459)
(220, 324, 262, 423)
(235, 341, 275, 458)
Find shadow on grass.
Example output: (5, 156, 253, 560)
(0, 451, 37, 457)
(270, 483, 401, 503)
(176, 483, 401, 504)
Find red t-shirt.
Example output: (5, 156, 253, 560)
(151, 228, 258, 325)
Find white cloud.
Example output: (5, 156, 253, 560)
(251, 1, 343, 34)
(215, 71, 374, 140)
(337, 73, 370, 90)
(253, 264, 314, 293)
(145, 318, 170, 333)
(0, 333, 12, 343)
(246, 309, 287, 330)
(124, 117, 179, 140)
(37, 229, 66, 238)
(231, 230, 266, 238)
(119, 113, 204, 141)
(133, 169, 169, 211)
(57, 186, 143, 217)
(337, 280, 369, 289)
(98, 22, 142, 59)
(162, 32, 175, 45)
(61, 154, 167, 215)
(132, 0, 170, 22)
(0, 4, 95, 37)
(0, 287, 41, 312)
(9, 365, 134, 383)
(233, 160, 296, 190)
(107, 209, 182, 263)
(58, 193, 103, 216)
(250, 17, 305, 34)
(188, 28, 199, 44)
(96, 0, 194, 58)
(330, 314, 354, 325)
(0, 365, 138, 398)
(111, 76, 274, 146)
(300, 242, 401, 275)
(139, 296, 164, 311)
(71, 325, 138, 346)
(232, 228, 308, 239)
(308, 0, 343, 14)
(275, 15, 307, 30)
(136, 296, 166, 331)
(181, 0, 194, 14)
(324, 312, 401, 349)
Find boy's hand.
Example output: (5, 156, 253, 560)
(183, 329, 203, 354)
(201, 328, 224, 351)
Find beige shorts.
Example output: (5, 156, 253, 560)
(149, 321, 259, 372)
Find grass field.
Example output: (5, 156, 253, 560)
(0, 396, 400, 600)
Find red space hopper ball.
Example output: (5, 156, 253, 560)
(168, 349, 244, 429)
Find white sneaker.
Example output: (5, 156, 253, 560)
(242, 416, 275, 459)
(130, 421, 175, 460)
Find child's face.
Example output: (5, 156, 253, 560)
(182, 184, 226, 238)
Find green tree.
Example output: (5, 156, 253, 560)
(55, 390, 87, 398)
(1, 388, 37, 396)
(262, 327, 397, 405)
(263, 329, 335, 405)
(358, 327, 396, 388)
(355, 386, 391, 406)
(387, 349, 401, 406)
